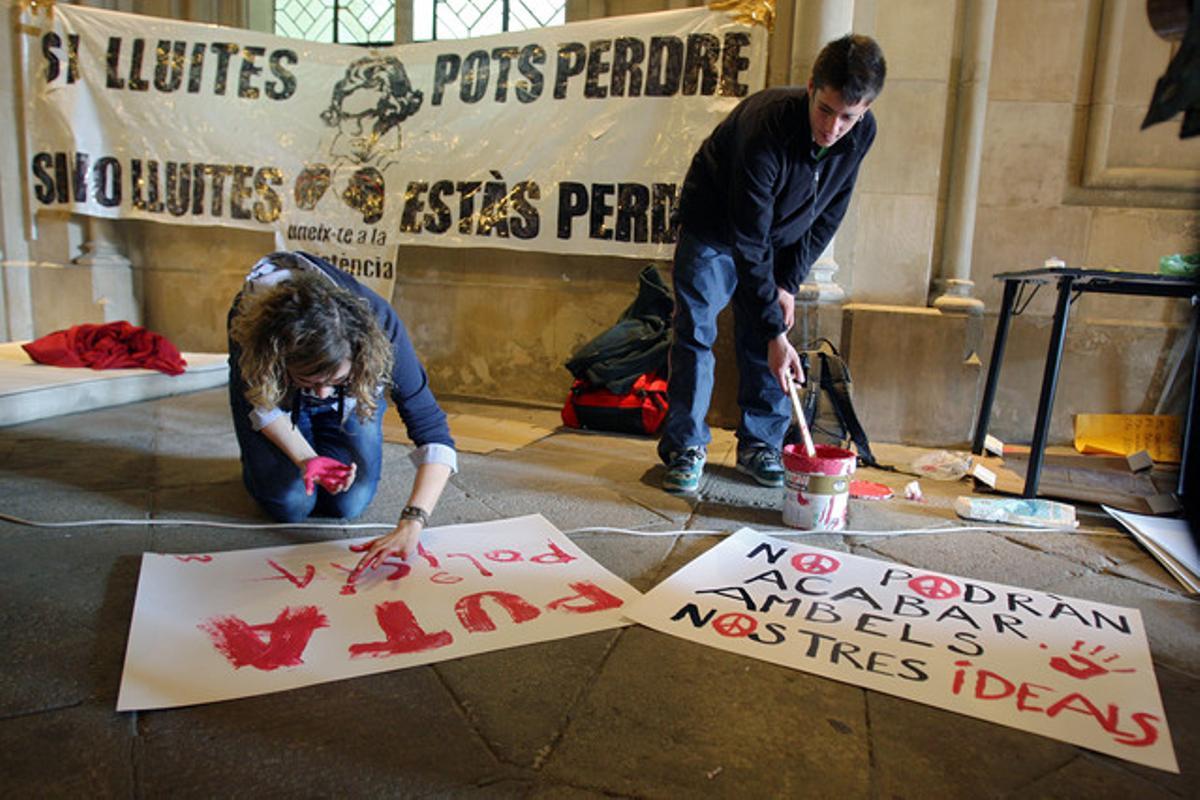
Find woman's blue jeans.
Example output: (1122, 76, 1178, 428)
(230, 387, 384, 523)
(658, 229, 791, 462)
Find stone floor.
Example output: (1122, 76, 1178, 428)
(1, 387, 1196, 798)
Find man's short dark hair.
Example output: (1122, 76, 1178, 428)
(812, 34, 887, 106)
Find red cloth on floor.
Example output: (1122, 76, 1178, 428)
(22, 321, 188, 376)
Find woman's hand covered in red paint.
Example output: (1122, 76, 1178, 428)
(346, 520, 422, 584)
(301, 456, 357, 495)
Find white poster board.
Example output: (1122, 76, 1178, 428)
(623, 528, 1178, 773)
(118, 515, 638, 710)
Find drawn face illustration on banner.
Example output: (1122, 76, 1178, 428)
(322, 55, 423, 164)
(294, 55, 424, 224)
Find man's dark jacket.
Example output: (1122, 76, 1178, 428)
(675, 86, 877, 339)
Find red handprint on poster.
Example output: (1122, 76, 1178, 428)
(1045, 640, 1137, 680)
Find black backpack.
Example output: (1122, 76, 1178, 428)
(563, 265, 673, 394)
(785, 338, 885, 469)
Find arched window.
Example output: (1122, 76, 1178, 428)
(273, 0, 564, 45)
(275, 1, 396, 45)
(414, 0, 565, 41)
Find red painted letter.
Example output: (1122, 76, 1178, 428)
(531, 541, 578, 564)
(349, 601, 454, 658)
(546, 581, 624, 614)
(455, 591, 541, 632)
(199, 605, 328, 670)
(266, 559, 316, 588)
(1045, 692, 1120, 734)
(973, 669, 1016, 700)
(1016, 681, 1054, 713)
(445, 552, 494, 576)
(1112, 712, 1161, 747)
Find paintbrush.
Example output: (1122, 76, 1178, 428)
(785, 370, 817, 458)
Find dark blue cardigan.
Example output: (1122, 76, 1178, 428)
(675, 86, 877, 338)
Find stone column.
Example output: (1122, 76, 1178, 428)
(931, 0, 996, 316)
(1, 259, 34, 342)
(790, 0, 853, 303)
(72, 218, 140, 325)
(566, 0, 607, 22)
(789, 0, 854, 84)
(395, 0, 413, 44)
(0, 0, 33, 340)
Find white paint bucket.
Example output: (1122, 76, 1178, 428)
(781, 444, 857, 531)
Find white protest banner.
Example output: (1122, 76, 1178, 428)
(623, 529, 1178, 773)
(117, 515, 638, 710)
(20, 4, 766, 297)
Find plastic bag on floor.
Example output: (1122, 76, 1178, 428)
(910, 450, 972, 481)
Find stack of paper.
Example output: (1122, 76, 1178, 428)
(1105, 506, 1200, 594)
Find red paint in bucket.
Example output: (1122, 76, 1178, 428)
(783, 444, 856, 474)
(781, 444, 857, 530)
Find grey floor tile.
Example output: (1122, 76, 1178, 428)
(433, 630, 622, 767)
(1013, 756, 1176, 800)
(1105, 553, 1188, 594)
(868, 689, 1078, 799)
(542, 626, 871, 799)
(152, 433, 243, 488)
(860, 531, 1089, 592)
(1000, 530, 1147, 574)
(147, 387, 233, 435)
(136, 669, 509, 797)
(1116, 662, 1200, 797)
(0, 701, 135, 798)
(0, 485, 152, 523)
(564, 531, 680, 592)
(1, 527, 147, 714)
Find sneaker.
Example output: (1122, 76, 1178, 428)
(737, 446, 785, 488)
(663, 447, 706, 495)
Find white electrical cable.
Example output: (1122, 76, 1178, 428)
(562, 524, 1094, 536)
(0, 512, 1097, 537)
(0, 512, 393, 531)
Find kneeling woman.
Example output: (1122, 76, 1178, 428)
(228, 251, 456, 580)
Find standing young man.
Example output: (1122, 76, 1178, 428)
(658, 34, 887, 494)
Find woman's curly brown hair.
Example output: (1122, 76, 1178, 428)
(230, 271, 393, 422)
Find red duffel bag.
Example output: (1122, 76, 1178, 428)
(561, 372, 668, 436)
